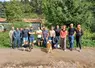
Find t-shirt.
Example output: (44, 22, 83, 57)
(55, 29, 60, 36)
(36, 30, 42, 38)
(42, 30, 48, 38)
(49, 30, 55, 37)
(68, 28, 75, 35)
(60, 30, 67, 38)
(29, 29, 34, 38)
(22, 29, 29, 37)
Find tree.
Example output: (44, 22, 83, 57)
(5, 1, 24, 22)
(0, 2, 6, 18)
(42, 0, 94, 27)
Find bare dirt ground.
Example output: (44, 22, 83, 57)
(0, 48, 95, 68)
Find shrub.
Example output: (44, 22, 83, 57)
(0, 31, 10, 48)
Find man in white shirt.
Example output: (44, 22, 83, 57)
(9, 27, 15, 48)
(36, 27, 42, 46)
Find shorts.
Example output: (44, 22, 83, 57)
(37, 38, 42, 42)
(29, 37, 34, 43)
(23, 37, 28, 42)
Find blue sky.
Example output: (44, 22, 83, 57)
(0, 0, 10, 2)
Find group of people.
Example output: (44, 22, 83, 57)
(9, 23, 83, 52)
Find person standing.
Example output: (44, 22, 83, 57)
(55, 25, 60, 48)
(9, 27, 15, 48)
(60, 25, 67, 51)
(36, 27, 42, 46)
(68, 23, 76, 51)
(75, 24, 83, 52)
(55, 25, 60, 41)
(22, 27, 29, 45)
(13, 28, 21, 48)
(42, 27, 49, 47)
(49, 26, 56, 48)
(29, 27, 35, 49)
(20, 28, 23, 47)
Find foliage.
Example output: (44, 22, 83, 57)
(0, 2, 6, 18)
(5, 1, 24, 22)
(42, 0, 94, 27)
(0, 31, 10, 48)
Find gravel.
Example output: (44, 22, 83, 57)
(1, 61, 87, 68)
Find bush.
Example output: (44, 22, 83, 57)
(0, 31, 10, 48)
(82, 30, 95, 47)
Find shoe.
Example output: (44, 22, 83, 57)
(78, 49, 81, 52)
(64, 49, 67, 51)
(70, 48, 73, 51)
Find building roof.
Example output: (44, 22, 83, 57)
(0, 18, 42, 23)
(23, 18, 42, 23)
(0, 18, 6, 22)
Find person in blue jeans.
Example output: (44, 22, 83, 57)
(55, 25, 60, 48)
(42, 27, 49, 47)
(29, 27, 35, 49)
(13, 28, 21, 48)
(22, 27, 29, 45)
(68, 23, 76, 51)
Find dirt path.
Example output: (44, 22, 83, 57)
(0, 48, 95, 68)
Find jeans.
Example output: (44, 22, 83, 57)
(14, 38, 21, 48)
(43, 37, 47, 47)
(29, 37, 34, 43)
(56, 36, 60, 48)
(69, 35, 74, 49)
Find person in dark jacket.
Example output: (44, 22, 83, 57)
(13, 28, 21, 48)
(75, 24, 83, 52)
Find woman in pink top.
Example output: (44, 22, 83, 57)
(60, 25, 67, 51)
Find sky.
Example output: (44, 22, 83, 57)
(0, 0, 10, 2)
